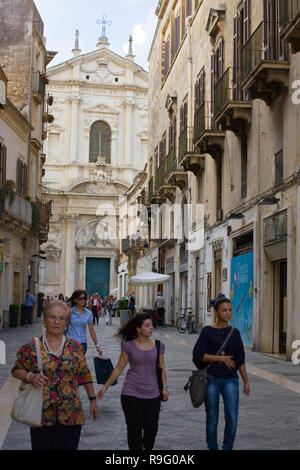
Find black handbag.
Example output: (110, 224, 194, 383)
(155, 340, 167, 401)
(184, 327, 235, 408)
(93, 357, 117, 386)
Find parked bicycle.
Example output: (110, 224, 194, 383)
(176, 307, 197, 334)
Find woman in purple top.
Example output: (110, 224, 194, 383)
(97, 312, 168, 450)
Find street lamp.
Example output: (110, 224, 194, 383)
(227, 213, 244, 220)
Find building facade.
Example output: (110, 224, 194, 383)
(0, 0, 54, 327)
(124, 0, 300, 360)
(40, 34, 149, 299)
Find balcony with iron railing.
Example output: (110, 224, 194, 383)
(148, 177, 154, 202)
(155, 164, 165, 192)
(214, 67, 252, 138)
(193, 101, 225, 162)
(279, 0, 300, 53)
(165, 140, 188, 192)
(242, 21, 290, 105)
(1, 191, 32, 226)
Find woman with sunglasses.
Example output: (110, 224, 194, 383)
(66, 290, 103, 356)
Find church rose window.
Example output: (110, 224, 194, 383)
(89, 120, 112, 163)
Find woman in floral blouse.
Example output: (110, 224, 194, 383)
(11, 300, 98, 451)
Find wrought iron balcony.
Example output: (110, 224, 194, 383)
(148, 177, 154, 202)
(214, 67, 252, 137)
(264, 210, 287, 245)
(279, 0, 300, 53)
(155, 164, 165, 192)
(32, 72, 46, 104)
(193, 101, 225, 161)
(178, 128, 188, 163)
(242, 21, 289, 105)
(165, 142, 188, 191)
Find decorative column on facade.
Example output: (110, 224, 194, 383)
(64, 215, 77, 296)
(70, 97, 81, 163)
(123, 98, 135, 166)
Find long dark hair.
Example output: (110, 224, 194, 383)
(117, 312, 153, 343)
(71, 289, 87, 307)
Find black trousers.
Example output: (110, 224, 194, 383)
(30, 422, 82, 450)
(121, 395, 161, 450)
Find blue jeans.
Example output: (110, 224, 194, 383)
(205, 377, 239, 450)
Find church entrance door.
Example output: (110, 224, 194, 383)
(86, 258, 110, 298)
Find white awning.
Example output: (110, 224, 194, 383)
(128, 271, 170, 286)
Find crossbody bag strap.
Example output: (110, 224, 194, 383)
(155, 340, 160, 366)
(34, 337, 43, 373)
(205, 327, 235, 370)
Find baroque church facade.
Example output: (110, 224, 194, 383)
(40, 32, 148, 298)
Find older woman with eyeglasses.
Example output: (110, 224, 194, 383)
(11, 300, 99, 450)
(66, 290, 103, 356)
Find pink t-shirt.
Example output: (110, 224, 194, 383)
(121, 340, 165, 399)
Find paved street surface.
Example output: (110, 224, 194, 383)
(1, 318, 300, 450)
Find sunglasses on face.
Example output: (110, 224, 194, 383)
(77, 296, 87, 301)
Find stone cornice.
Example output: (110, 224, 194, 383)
(47, 79, 148, 95)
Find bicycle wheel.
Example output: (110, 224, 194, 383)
(176, 316, 187, 333)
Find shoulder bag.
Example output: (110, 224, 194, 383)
(184, 327, 235, 408)
(155, 340, 167, 401)
(11, 337, 44, 428)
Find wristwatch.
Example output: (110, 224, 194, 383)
(89, 396, 97, 401)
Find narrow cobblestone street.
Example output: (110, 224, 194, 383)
(1, 318, 300, 451)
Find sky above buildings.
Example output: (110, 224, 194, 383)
(34, 0, 158, 70)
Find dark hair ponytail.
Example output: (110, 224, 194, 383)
(117, 312, 153, 342)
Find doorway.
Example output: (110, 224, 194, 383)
(279, 260, 287, 354)
(86, 258, 110, 298)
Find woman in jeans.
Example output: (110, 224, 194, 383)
(66, 290, 103, 356)
(193, 297, 250, 450)
(97, 312, 168, 450)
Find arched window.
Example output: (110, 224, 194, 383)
(89, 121, 111, 163)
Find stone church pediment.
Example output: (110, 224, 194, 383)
(84, 103, 119, 115)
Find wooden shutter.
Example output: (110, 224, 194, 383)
(186, 0, 192, 18)
(173, 116, 177, 150)
(0, 144, 6, 185)
(211, 52, 215, 123)
(174, 16, 180, 55)
(184, 102, 188, 130)
(233, 15, 239, 101)
(199, 68, 205, 107)
(165, 40, 170, 76)
(217, 38, 224, 80)
(244, 0, 250, 43)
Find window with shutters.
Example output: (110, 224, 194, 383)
(211, 39, 224, 123)
(0, 143, 7, 186)
(180, 101, 188, 135)
(173, 15, 181, 57)
(194, 67, 205, 113)
(263, 0, 287, 61)
(233, 0, 251, 100)
(159, 133, 167, 167)
(154, 146, 159, 169)
(169, 115, 177, 152)
(16, 158, 28, 197)
(186, 0, 192, 17)
(275, 149, 283, 186)
(89, 121, 111, 164)
(164, 39, 170, 77)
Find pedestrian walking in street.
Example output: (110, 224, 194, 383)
(24, 289, 36, 327)
(112, 297, 118, 317)
(11, 300, 98, 450)
(66, 290, 103, 356)
(97, 312, 168, 450)
(155, 291, 165, 327)
(192, 297, 250, 451)
(92, 294, 99, 325)
(128, 293, 136, 318)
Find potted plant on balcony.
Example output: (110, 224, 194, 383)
(118, 297, 130, 325)
(47, 114, 54, 124)
(9, 304, 19, 327)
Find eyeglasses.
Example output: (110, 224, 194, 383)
(48, 316, 68, 322)
(77, 296, 87, 301)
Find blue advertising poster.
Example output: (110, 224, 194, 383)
(230, 252, 254, 347)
